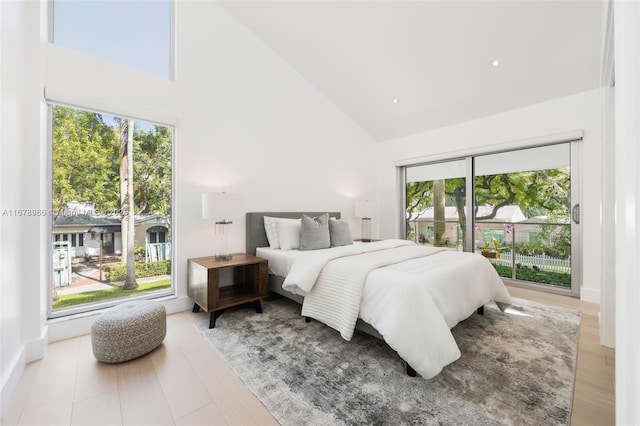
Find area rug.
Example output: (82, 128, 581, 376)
(199, 296, 580, 426)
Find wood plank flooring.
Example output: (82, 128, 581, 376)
(1, 287, 615, 425)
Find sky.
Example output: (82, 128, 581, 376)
(53, 0, 171, 80)
(53, 0, 171, 131)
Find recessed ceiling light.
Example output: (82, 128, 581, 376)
(490, 59, 500, 67)
(392, 98, 399, 104)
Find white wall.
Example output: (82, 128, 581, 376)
(174, 1, 377, 277)
(0, 0, 48, 416)
(375, 89, 603, 303)
(614, 1, 640, 423)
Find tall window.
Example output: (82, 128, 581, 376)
(52, 0, 172, 79)
(50, 105, 173, 316)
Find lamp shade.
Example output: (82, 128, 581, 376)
(354, 200, 376, 218)
(202, 192, 243, 220)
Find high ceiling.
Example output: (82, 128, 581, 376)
(221, 1, 605, 142)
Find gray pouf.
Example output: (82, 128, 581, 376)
(91, 300, 166, 363)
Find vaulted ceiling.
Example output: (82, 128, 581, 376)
(221, 1, 605, 141)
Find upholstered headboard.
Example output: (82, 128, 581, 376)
(246, 212, 341, 255)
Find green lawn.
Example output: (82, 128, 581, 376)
(53, 279, 172, 310)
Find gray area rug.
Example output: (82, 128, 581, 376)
(200, 296, 580, 425)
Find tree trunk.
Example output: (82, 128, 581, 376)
(433, 179, 446, 247)
(120, 119, 138, 290)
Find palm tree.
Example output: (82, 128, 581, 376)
(120, 119, 138, 290)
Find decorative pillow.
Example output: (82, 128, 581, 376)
(329, 217, 353, 247)
(300, 214, 330, 251)
(263, 216, 280, 249)
(276, 218, 302, 250)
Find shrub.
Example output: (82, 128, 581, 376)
(515, 241, 569, 259)
(491, 264, 570, 287)
(105, 260, 171, 282)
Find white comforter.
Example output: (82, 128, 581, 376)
(282, 239, 512, 379)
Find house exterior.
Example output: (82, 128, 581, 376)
(409, 205, 531, 246)
(53, 211, 170, 259)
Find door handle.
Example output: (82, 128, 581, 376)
(572, 204, 580, 224)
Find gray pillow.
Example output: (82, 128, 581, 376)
(300, 213, 330, 250)
(329, 218, 353, 247)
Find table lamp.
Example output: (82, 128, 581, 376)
(202, 192, 243, 260)
(355, 200, 376, 242)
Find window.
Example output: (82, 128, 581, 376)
(52, 0, 173, 79)
(50, 104, 174, 316)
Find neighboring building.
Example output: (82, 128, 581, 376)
(53, 212, 170, 259)
(408, 205, 557, 248)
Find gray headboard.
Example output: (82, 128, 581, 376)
(246, 212, 341, 255)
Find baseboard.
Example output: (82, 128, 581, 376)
(48, 295, 193, 342)
(24, 325, 48, 363)
(580, 287, 601, 304)
(0, 346, 25, 419)
(162, 295, 194, 315)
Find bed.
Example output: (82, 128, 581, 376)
(246, 212, 512, 379)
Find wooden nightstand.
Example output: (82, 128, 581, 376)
(187, 254, 269, 328)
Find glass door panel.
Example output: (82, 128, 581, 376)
(405, 159, 467, 251)
(473, 144, 574, 292)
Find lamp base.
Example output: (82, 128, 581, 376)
(361, 217, 372, 242)
(215, 254, 233, 261)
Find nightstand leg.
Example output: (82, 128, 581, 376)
(209, 309, 226, 329)
(255, 300, 263, 313)
(192, 303, 200, 313)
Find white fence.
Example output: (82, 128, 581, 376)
(489, 251, 570, 273)
(146, 242, 172, 262)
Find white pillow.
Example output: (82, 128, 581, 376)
(263, 216, 280, 249)
(276, 218, 302, 250)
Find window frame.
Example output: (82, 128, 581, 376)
(47, 103, 176, 319)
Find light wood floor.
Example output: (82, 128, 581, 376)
(1, 287, 614, 426)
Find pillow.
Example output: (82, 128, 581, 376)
(329, 217, 353, 247)
(276, 218, 302, 250)
(300, 213, 330, 250)
(263, 216, 280, 249)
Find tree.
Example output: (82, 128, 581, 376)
(405, 178, 465, 244)
(474, 170, 570, 220)
(433, 179, 446, 246)
(52, 106, 119, 217)
(405, 169, 570, 247)
(119, 119, 137, 290)
(405, 181, 433, 239)
(133, 125, 172, 221)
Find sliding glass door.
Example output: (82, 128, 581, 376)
(402, 142, 580, 295)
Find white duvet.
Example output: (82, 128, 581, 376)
(282, 239, 512, 379)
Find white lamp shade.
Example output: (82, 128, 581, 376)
(354, 200, 376, 218)
(202, 192, 243, 220)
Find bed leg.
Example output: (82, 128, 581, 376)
(406, 363, 417, 377)
(477, 305, 485, 315)
(305, 316, 311, 323)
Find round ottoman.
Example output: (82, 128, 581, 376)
(91, 300, 166, 363)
